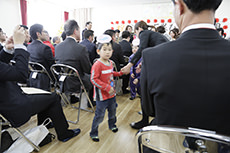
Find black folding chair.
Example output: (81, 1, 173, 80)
(0, 114, 39, 152)
(50, 63, 95, 124)
(28, 61, 54, 91)
(136, 125, 230, 153)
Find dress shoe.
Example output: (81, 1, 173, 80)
(130, 121, 148, 130)
(59, 128, 81, 142)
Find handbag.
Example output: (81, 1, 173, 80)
(5, 118, 51, 153)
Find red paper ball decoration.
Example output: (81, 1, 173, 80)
(223, 25, 228, 29)
(111, 27, 114, 30)
(128, 20, 131, 24)
(161, 19, 165, 23)
(168, 19, 172, 23)
(154, 19, 158, 23)
(134, 20, 138, 23)
(111, 22, 114, 24)
(147, 19, 151, 23)
(116, 21, 119, 24)
(223, 18, 228, 22)
(122, 20, 125, 24)
(215, 18, 219, 23)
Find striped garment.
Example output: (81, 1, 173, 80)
(90, 60, 123, 101)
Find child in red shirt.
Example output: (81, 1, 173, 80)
(90, 35, 123, 142)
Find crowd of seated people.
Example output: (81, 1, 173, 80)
(1, 0, 230, 151)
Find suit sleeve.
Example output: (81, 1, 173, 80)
(80, 46, 92, 74)
(0, 49, 29, 82)
(44, 45, 55, 67)
(116, 44, 125, 66)
(131, 31, 149, 65)
(0, 49, 13, 63)
(141, 51, 155, 117)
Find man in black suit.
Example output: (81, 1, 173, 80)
(82, 21, 92, 41)
(55, 20, 94, 106)
(80, 30, 97, 64)
(27, 24, 55, 91)
(0, 25, 80, 142)
(119, 30, 132, 94)
(141, 0, 230, 136)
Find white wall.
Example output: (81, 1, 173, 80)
(0, 0, 21, 36)
(91, 1, 230, 38)
(91, 2, 175, 37)
(0, 0, 230, 38)
(216, 0, 230, 38)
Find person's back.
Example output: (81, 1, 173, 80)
(143, 31, 230, 135)
(80, 30, 97, 64)
(141, 0, 230, 136)
(27, 24, 55, 91)
(55, 38, 90, 76)
(55, 20, 93, 105)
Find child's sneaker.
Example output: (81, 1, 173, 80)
(91, 136, 99, 142)
(111, 127, 118, 133)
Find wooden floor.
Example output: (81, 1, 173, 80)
(18, 93, 143, 153)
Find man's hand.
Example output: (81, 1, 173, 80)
(121, 63, 133, 75)
(13, 25, 26, 45)
(5, 36, 14, 50)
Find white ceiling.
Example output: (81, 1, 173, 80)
(42, 0, 171, 9)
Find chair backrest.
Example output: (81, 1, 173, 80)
(28, 61, 53, 84)
(50, 63, 83, 92)
(136, 125, 230, 153)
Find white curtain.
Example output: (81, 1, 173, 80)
(71, 8, 92, 40)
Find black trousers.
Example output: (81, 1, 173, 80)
(27, 93, 71, 140)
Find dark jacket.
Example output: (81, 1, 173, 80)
(141, 28, 230, 135)
(80, 39, 97, 64)
(55, 37, 92, 92)
(119, 40, 132, 57)
(27, 40, 55, 91)
(131, 30, 168, 65)
(110, 42, 125, 71)
(0, 48, 32, 127)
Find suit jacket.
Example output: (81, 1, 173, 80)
(110, 41, 125, 71)
(141, 28, 230, 135)
(55, 37, 91, 92)
(131, 30, 168, 65)
(27, 40, 55, 90)
(0, 48, 32, 127)
(80, 39, 97, 64)
(119, 40, 132, 57)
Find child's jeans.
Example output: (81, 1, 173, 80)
(90, 97, 117, 137)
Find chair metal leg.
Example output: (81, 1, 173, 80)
(67, 92, 82, 124)
(12, 127, 40, 152)
(0, 118, 2, 149)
